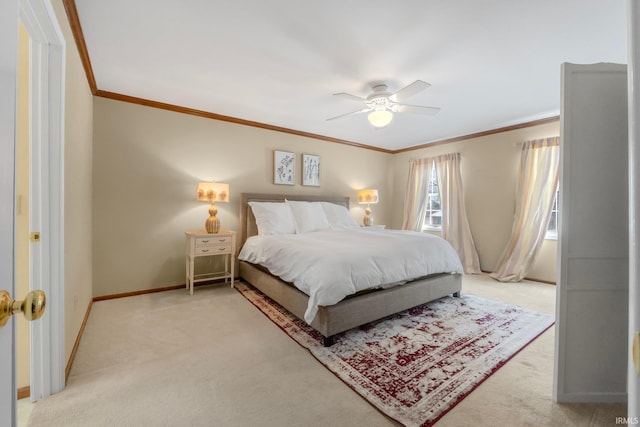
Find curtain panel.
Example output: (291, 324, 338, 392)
(402, 154, 481, 274)
(490, 137, 560, 282)
(402, 158, 432, 231)
(434, 153, 481, 274)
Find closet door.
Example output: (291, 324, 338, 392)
(554, 62, 628, 403)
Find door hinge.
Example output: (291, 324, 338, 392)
(30, 232, 40, 243)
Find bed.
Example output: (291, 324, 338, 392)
(238, 192, 463, 346)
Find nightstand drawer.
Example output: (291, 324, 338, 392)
(195, 244, 231, 255)
(195, 236, 232, 246)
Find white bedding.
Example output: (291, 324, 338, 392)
(238, 228, 464, 323)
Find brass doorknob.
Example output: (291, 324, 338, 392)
(0, 290, 46, 328)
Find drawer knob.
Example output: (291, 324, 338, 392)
(201, 239, 210, 243)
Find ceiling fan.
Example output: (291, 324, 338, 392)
(327, 80, 441, 128)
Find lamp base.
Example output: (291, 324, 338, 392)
(205, 202, 220, 234)
(363, 206, 373, 226)
(205, 217, 220, 234)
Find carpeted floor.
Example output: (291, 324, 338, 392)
(25, 274, 626, 427)
(236, 282, 554, 426)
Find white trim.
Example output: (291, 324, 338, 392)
(628, 0, 640, 419)
(19, 0, 65, 401)
(1, 0, 19, 423)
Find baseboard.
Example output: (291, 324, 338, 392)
(65, 299, 93, 382)
(93, 284, 185, 302)
(17, 386, 29, 400)
(92, 279, 231, 302)
(480, 269, 556, 285)
(16, 299, 94, 400)
(65, 285, 186, 385)
(20, 280, 234, 400)
(554, 391, 627, 403)
(526, 277, 556, 285)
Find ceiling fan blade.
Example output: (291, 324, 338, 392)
(390, 80, 431, 102)
(333, 92, 367, 102)
(326, 108, 372, 121)
(397, 104, 441, 115)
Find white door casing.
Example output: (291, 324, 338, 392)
(19, 0, 66, 401)
(1, 0, 19, 425)
(1, 0, 65, 421)
(628, 0, 640, 418)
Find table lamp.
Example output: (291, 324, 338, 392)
(197, 182, 229, 233)
(357, 189, 379, 226)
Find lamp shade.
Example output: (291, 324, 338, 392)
(368, 109, 393, 128)
(197, 182, 230, 203)
(357, 189, 379, 204)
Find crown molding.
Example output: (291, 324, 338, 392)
(94, 90, 393, 153)
(62, 0, 97, 94)
(62, 0, 559, 155)
(393, 116, 560, 153)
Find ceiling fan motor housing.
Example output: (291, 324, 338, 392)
(367, 84, 397, 112)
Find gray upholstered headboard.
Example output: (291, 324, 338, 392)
(238, 193, 350, 249)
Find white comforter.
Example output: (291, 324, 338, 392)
(238, 228, 464, 323)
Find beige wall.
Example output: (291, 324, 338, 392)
(93, 97, 560, 295)
(16, 22, 30, 390)
(52, 0, 94, 365)
(391, 121, 560, 283)
(92, 98, 393, 296)
(22, 0, 557, 396)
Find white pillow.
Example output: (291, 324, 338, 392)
(286, 200, 330, 233)
(321, 202, 358, 229)
(248, 201, 296, 236)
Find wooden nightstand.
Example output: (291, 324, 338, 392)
(185, 230, 236, 294)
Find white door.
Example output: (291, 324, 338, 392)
(629, 0, 640, 417)
(1, 0, 19, 425)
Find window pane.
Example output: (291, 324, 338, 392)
(546, 189, 559, 236)
(548, 212, 556, 231)
(424, 161, 441, 230)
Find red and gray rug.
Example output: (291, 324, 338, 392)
(236, 282, 554, 427)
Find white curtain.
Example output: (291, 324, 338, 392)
(402, 154, 481, 274)
(490, 137, 560, 282)
(434, 153, 481, 274)
(401, 158, 432, 231)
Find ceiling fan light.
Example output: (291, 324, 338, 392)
(368, 109, 393, 128)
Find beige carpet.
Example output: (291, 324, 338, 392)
(27, 275, 625, 426)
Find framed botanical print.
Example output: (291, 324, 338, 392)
(273, 150, 295, 185)
(302, 154, 320, 186)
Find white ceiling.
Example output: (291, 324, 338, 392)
(74, 0, 627, 151)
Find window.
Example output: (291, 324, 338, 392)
(546, 188, 559, 239)
(423, 161, 441, 230)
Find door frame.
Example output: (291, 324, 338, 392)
(1, 1, 19, 424)
(19, 0, 65, 401)
(628, 0, 640, 417)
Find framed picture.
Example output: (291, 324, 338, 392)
(273, 150, 295, 185)
(302, 154, 321, 186)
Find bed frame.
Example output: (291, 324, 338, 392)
(238, 192, 462, 346)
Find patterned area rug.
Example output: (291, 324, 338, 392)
(236, 282, 554, 427)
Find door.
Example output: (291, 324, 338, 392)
(629, 0, 640, 417)
(1, 0, 19, 425)
(554, 63, 629, 403)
